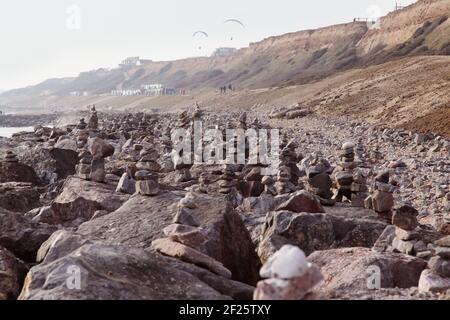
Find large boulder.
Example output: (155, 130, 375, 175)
(0, 162, 40, 185)
(35, 230, 254, 300)
(19, 243, 231, 300)
(78, 192, 261, 285)
(55, 176, 129, 212)
(28, 198, 103, 227)
(308, 247, 427, 297)
(20, 147, 79, 184)
(275, 190, 325, 213)
(0, 182, 41, 213)
(0, 246, 27, 300)
(0, 208, 56, 262)
(258, 211, 387, 262)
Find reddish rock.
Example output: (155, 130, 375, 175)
(276, 190, 325, 213)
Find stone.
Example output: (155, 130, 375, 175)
(375, 171, 390, 184)
(309, 248, 427, 295)
(392, 204, 418, 231)
(0, 246, 27, 300)
(90, 158, 106, 183)
(418, 270, 450, 293)
(0, 182, 41, 213)
(88, 137, 115, 160)
(435, 236, 450, 247)
(392, 237, 416, 255)
(136, 180, 159, 196)
(163, 224, 208, 250)
(0, 208, 56, 262)
(428, 256, 450, 278)
(372, 190, 394, 213)
(254, 264, 323, 300)
(173, 207, 200, 227)
(435, 246, 450, 259)
(19, 243, 231, 300)
(116, 172, 136, 195)
(395, 227, 420, 241)
(260, 245, 308, 279)
(152, 238, 232, 279)
(275, 190, 325, 213)
(0, 161, 40, 185)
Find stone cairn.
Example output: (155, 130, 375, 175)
(135, 171, 159, 196)
(391, 204, 423, 256)
(419, 236, 450, 294)
(365, 170, 395, 220)
(88, 106, 99, 130)
(254, 245, 323, 300)
(305, 155, 334, 206)
(350, 170, 369, 208)
(173, 191, 200, 227)
(76, 150, 93, 180)
(76, 118, 89, 149)
(198, 172, 210, 194)
(116, 166, 136, 195)
(275, 165, 296, 195)
(4, 150, 18, 163)
(333, 141, 356, 202)
(279, 140, 301, 186)
(176, 110, 191, 129)
(136, 147, 160, 172)
(218, 165, 238, 194)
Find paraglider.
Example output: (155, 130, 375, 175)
(192, 31, 209, 51)
(224, 19, 245, 41)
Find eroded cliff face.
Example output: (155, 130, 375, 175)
(357, 0, 450, 54)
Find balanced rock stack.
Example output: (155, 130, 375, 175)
(76, 118, 88, 130)
(176, 110, 191, 129)
(279, 140, 301, 186)
(365, 170, 395, 220)
(76, 150, 93, 180)
(218, 165, 238, 194)
(419, 236, 450, 294)
(305, 156, 334, 206)
(254, 245, 323, 300)
(152, 193, 232, 279)
(391, 204, 423, 256)
(350, 171, 369, 207)
(198, 172, 209, 194)
(333, 142, 356, 202)
(88, 106, 99, 130)
(135, 170, 159, 196)
(136, 147, 161, 172)
(275, 165, 296, 195)
(4, 151, 18, 163)
(88, 137, 114, 183)
(116, 166, 136, 195)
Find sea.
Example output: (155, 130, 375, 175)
(0, 126, 34, 138)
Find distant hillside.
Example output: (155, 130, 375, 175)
(0, 0, 449, 105)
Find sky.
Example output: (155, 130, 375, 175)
(0, 0, 417, 91)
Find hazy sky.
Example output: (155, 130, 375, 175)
(0, 0, 417, 91)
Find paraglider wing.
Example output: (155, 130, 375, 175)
(224, 19, 245, 28)
(193, 31, 209, 37)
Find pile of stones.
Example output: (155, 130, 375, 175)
(76, 150, 93, 180)
(254, 245, 323, 300)
(419, 236, 450, 294)
(391, 204, 424, 256)
(304, 155, 334, 206)
(135, 170, 159, 196)
(218, 165, 238, 194)
(275, 165, 296, 195)
(4, 151, 18, 163)
(333, 142, 356, 202)
(365, 170, 395, 220)
(350, 170, 369, 207)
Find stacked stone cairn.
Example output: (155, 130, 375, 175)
(218, 165, 238, 194)
(198, 172, 210, 194)
(419, 236, 450, 294)
(151, 191, 232, 278)
(116, 166, 136, 195)
(365, 170, 395, 221)
(333, 141, 356, 202)
(136, 147, 161, 172)
(391, 204, 423, 256)
(4, 150, 18, 163)
(176, 110, 191, 129)
(275, 165, 297, 195)
(76, 150, 93, 180)
(88, 106, 99, 130)
(350, 170, 369, 207)
(254, 245, 323, 300)
(305, 155, 334, 206)
(279, 140, 301, 186)
(135, 171, 159, 196)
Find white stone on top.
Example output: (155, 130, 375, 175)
(260, 245, 309, 280)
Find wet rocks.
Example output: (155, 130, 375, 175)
(254, 245, 323, 300)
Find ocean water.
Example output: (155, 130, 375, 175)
(0, 127, 34, 138)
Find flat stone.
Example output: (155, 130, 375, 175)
(392, 205, 418, 231)
(418, 269, 450, 293)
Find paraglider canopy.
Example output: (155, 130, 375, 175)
(192, 31, 209, 37)
(224, 19, 245, 28)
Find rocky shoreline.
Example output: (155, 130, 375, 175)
(0, 107, 448, 300)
